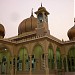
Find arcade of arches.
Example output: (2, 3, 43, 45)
(0, 43, 75, 75)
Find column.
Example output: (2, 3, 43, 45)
(0, 61, 2, 74)
(0, 62, 1, 74)
(10, 57, 14, 75)
(0, 57, 1, 74)
(29, 55, 32, 75)
(5, 61, 7, 74)
(61, 55, 65, 75)
(15, 56, 17, 75)
(45, 53, 49, 75)
(54, 53, 58, 75)
(41, 54, 45, 70)
(66, 56, 68, 72)
(61, 55, 64, 70)
(54, 54, 57, 69)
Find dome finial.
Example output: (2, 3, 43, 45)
(41, 2, 42, 7)
(31, 8, 33, 16)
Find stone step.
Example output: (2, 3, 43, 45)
(32, 70, 46, 75)
(16, 70, 46, 75)
(16, 71, 29, 75)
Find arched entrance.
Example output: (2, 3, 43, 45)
(32, 45, 44, 71)
(67, 46, 75, 72)
(56, 47, 62, 69)
(48, 45, 54, 69)
(0, 47, 11, 74)
(17, 48, 29, 71)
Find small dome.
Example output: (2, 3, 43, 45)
(38, 7, 46, 11)
(35, 5, 49, 15)
(18, 15, 37, 35)
(0, 24, 5, 38)
(67, 18, 75, 40)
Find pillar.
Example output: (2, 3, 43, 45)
(54, 53, 57, 69)
(0, 61, 1, 74)
(5, 61, 7, 74)
(41, 54, 45, 70)
(29, 55, 32, 75)
(54, 53, 58, 75)
(15, 56, 17, 75)
(0, 57, 1, 74)
(66, 56, 68, 72)
(61, 55, 64, 69)
(10, 57, 14, 75)
(61, 55, 65, 75)
(45, 53, 49, 75)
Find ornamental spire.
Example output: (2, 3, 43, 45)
(31, 8, 33, 16)
(41, 3, 42, 7)
(74, 18, 75, 26)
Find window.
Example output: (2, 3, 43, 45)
(67, 47, 75, 72)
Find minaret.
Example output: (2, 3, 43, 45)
(35, 4, 50, 36)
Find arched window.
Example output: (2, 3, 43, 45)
(48, 46, 54, 69)
(17, 48, 29, 71)
(32, 45, 44, 71)
(0, 48, 11, 74)
(56, 47, 62, 69)
(38, 13, 43, 23)
(67, 46, 75, 72)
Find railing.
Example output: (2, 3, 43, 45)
(12, 34, 45, 44)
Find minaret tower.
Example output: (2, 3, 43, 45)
(35, 3, 50, 36)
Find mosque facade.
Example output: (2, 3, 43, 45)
(0, 5, 75, 75)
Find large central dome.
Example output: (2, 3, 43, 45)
(18, 15, 37, 35)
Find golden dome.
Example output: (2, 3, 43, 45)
(18, 15, 37, 35)
(0, 24, 5, 38)
(67, 18, 75, 40)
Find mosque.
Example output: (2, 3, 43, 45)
(0, 4, 75, 75)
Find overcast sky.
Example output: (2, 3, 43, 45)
(0, 0, 74, 41)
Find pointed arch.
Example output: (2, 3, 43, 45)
(32, 44, 43, 58)
(56, 47, 62, 69)
(32, 44, 44, 70)
(48, 43, 54, 69)
(17, 47, 29, 71)
(17, 46, 28, 56)
(0, 46, 12, 74)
